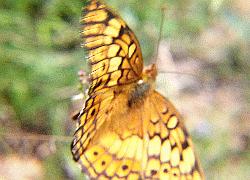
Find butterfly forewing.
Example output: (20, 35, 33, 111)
(72, 0, 144, 174)
(81, 0, 143, 95)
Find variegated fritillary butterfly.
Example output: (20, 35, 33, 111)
(71, 0, 204, 179)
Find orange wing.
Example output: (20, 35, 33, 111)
(72, 89, 204, 179)
(71, 89, 115, 162)
(81, 0, 143, 94)
(72, 0, 144, 170)
(142, 91, 204, 179)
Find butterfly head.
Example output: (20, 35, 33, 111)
(142, 64, 157, 83)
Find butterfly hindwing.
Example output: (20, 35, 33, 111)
(72, 86, 145, 179)
(143, 91, 203, 179)
(81, 0, 143, 94)
(71, 89, 115, 162)
(72, 88, 203, 179)
(79, 132, 144, 179)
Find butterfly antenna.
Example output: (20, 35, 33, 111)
(154, 5, 205, 87)
(155, 5, 167, 64)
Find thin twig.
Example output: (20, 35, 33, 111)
(0, 132, 72, 143)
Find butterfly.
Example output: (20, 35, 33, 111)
(71, 0, 204, 179)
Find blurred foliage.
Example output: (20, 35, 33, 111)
(0, 0, 249, 179)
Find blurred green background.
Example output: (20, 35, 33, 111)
(0, 0, 249, 179)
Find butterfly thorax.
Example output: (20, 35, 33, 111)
(127, 64, 157, 107)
